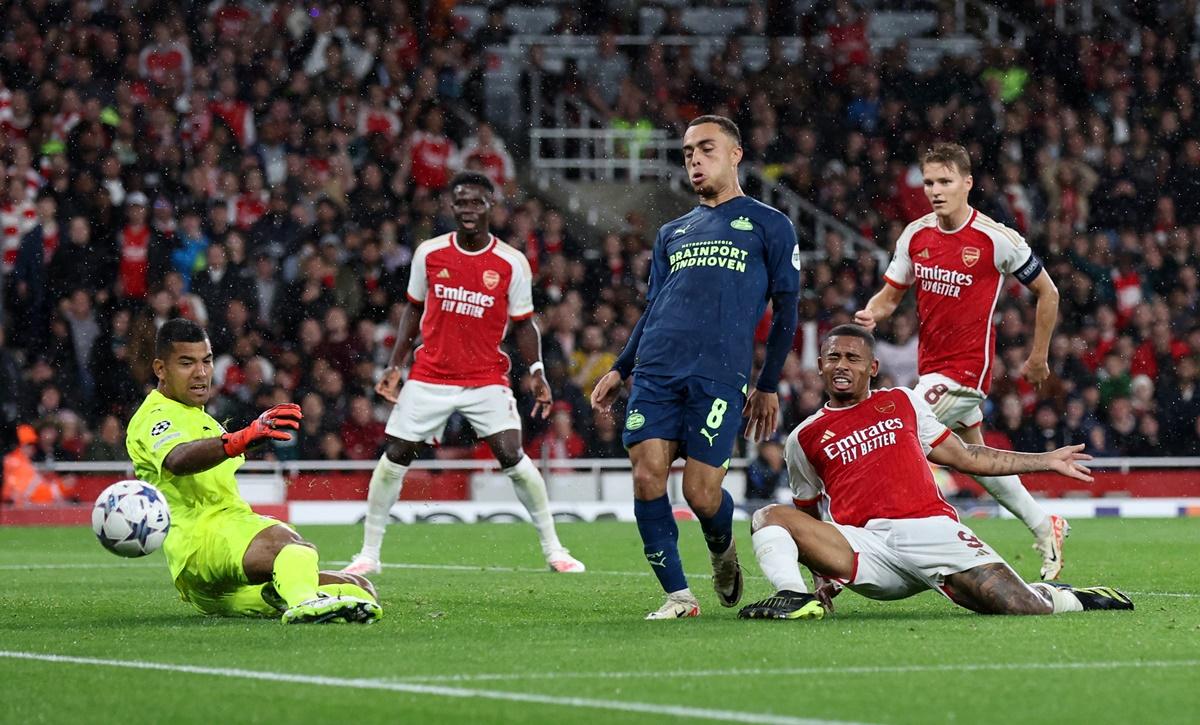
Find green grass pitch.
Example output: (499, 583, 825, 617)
(1, 518, 1197, 724)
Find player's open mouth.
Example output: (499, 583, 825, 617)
(190, 384, 208, 393)
(831, 374, 852, 391)
(691, 173, 706, 185)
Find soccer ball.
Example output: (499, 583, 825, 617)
(91, 480, 171, 558)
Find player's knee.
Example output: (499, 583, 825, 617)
(493, 447, 524, 469)
(751, 504, 783, 533)
(385, 438, 417, 466)
(682, 485, 720, 517)
(631, 463, 668, 499)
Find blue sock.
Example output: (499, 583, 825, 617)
(634, 494, 688, 594)
(697, 489, 735, 554)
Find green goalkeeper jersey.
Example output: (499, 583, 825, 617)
(126, 389, 250, 579)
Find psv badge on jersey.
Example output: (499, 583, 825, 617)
(961, 247, 981, 267)
(482, 269, 501, 289)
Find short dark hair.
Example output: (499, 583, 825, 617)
(450, 171, 495, 195)
(155, 318, 209, 359)
(688, 115, 742, 146)
(824, 324, 876, 353)
(922, 142, 972, 176)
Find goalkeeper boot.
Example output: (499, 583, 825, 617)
(341, 553, 382, 576)
(1034, 515, 1070, 580)
(1044, 582, 1134, 611)
(547, 548, 586, 573)
(282, 593, 382, 624)
(710, 539, 744, 607)
(645, 591, 701, 620)
(738, 590, 826, 620)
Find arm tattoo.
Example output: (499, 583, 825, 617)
(942, 563, 1051, 616)
(960, 444, 1043, 476)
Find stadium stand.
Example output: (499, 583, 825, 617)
(1, 1, 1199, 518)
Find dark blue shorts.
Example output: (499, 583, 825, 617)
(622, 373, 746, 468)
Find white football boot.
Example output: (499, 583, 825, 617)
(1035, 515, 1071, 580)
(340, 553, 382, 576)
(645, 591, 701, 620)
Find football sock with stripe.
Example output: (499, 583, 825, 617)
(505, 455, 563, 556)
(272, 544, 321, 608)
(635, 494, 688, 594)
(752, 525, 810, 593)
(972, 474, 1048, 534)
(697, 489, 735, 554)
(361, 455, 409, 561)
(1030, 582, 1084, 613)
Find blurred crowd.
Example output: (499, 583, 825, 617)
(1, 0, 1198, 498)
(516, 0, 1200, 457)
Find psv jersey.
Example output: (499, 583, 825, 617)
(883, 209, 1042, 394)
(407, 232, 533, 387)
(788, 388, 956, 527)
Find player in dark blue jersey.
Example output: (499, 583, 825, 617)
(591, 115, 801, 619)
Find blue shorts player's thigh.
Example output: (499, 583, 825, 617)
(622, 373, 688, 448)
(683, 378, 745, 468)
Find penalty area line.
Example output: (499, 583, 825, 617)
(0, 650, 871, 725)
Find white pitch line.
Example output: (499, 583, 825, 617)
(0, 650, 869, 725)
(1125, 591, 1199, 598)
(394, 659, 1200, 684)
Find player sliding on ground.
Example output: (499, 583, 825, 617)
(127, 319, 381, 624)
(591, 115, 800, 619)
(855, 143, 1069, 580)
(343, 172, 584, 576)
(739, 325, 1132, 621)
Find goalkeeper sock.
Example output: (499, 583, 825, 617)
(696, 489, 735, 554)
(272, 544, 320, 608)
(972, 474, 1048, 534)
(361, 455, 409, 561)
(752, 525, 809, 593)
(1030, 582, 1084, 613)
(635, 494, 688, 594)
(504, 455, 563, 556)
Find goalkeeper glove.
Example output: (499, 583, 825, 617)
(221, 403, 303, 457)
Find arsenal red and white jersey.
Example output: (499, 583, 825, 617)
(406, 232, 534, 387)
(788, 388, 956, 528)
(883, 209, 1037, 394)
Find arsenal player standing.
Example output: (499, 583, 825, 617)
(343, 172, 585, 576)
(855, 143, 1069, 580)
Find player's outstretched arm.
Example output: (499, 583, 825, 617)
(377, 301, 422, 403)
(1019, 270, 1059, 388)
(927, 434, 1093, 482)
(512, 318, 553, 419)
(163, 404, 302, 476)
(854, 284, 906, 332)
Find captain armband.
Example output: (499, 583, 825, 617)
(1014, 253, 1044, 286)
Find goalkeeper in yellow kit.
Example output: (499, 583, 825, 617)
(127, 318, 381, 624)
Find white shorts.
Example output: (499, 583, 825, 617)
(829, 516, 1006, 601)
(385, 380, 521, 444)
(913, 373, 985, 429)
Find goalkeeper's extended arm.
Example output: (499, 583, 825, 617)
(163, 404, 303, 476)
(755, 290, 799, 393)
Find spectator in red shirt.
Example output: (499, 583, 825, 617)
(117, 192, 151, 300)
(407, 106, 456, 192)
(341, 394, 386, 460)
(526, 401, 586, 464)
